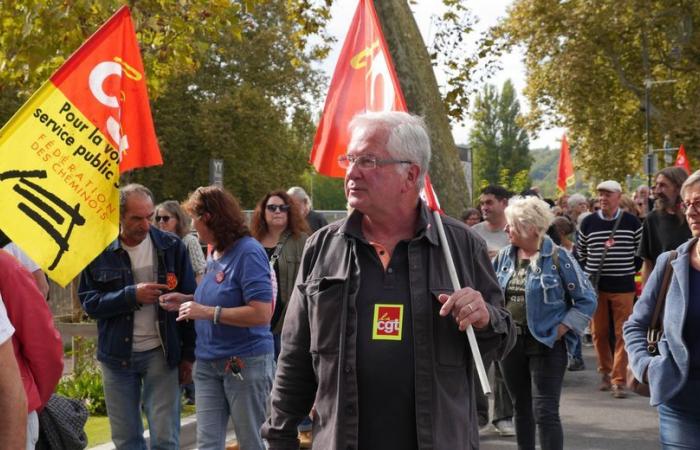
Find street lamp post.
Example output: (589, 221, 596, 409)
(644, 78, 676, 189)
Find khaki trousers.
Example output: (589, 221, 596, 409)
(591, 290, 634, 386)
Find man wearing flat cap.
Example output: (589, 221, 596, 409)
(576, 180, 642, 398)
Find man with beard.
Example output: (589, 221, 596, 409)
(638, 167, 692, 286)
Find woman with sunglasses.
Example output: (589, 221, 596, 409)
(155, 200, 207, 284)
(160, 186, 274, 450)
(251, 190, 309, 359)
(625, 170, 700, 448)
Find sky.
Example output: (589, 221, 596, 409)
(319, 0, 564, 150)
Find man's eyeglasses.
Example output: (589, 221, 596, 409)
(266, 204, 290, 213)
(682, 199, 700, 212)
(337, 154, 413, 170)
(155, 215, 172, 223)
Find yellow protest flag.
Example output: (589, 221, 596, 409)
(0, 6, 162, 286)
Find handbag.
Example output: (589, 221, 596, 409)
(626, 250, 677, 397)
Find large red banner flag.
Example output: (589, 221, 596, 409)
(675, 144, 691, 173)
(556, 133, 575, 195)
(0, 6, 161, 285)
(310, 0, 408, 178)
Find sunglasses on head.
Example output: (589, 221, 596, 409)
(266, 204, 290, 213)
(155, 215, 172, 223)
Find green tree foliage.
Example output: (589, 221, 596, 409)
(0, 1, 332, 208)
(478, 0, 700, 180)
(130, 1, 329, 207)
(470, 80, 532, 192)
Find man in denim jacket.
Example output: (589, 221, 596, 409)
(79, 184, 196, 449)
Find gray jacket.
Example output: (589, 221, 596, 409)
(262, 203, 515, 449)
(624, 237, 694, 406)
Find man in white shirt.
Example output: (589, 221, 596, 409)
(471, 185, 515, 436)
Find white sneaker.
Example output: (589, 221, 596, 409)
(493, 418, 516, 437)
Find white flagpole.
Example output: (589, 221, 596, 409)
(432, 209, 492, 396)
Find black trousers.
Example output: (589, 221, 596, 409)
(500, 333, 567, 450)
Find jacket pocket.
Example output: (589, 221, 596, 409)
(540, 275, 565, 305)
(304, 277, 346, 353)
(90, 268, 126, 291)
(431, 289, 467, 368)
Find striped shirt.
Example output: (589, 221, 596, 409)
(576, 209, 642, 293)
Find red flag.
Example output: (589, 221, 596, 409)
(556, 133, 575, 194)
(310, 0, 407, 178)
(51, 6, 162, 172)
(675, 144, 691, 173)
(311, 0, 442, 212)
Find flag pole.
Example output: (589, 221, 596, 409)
(431, 209, 491, 395)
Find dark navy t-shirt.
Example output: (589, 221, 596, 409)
(356, 239, 418, 450)
(685, 266, 700, 379)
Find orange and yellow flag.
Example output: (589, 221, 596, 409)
(0, 6, 161, 286)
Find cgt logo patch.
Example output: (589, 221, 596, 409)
(372, 304, 403, 341)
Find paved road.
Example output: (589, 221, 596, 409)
(480, 345, 659, 450)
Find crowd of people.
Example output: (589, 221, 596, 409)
(2, 110, 698, 450)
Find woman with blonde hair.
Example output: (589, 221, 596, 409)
(493, 196, 597, 450)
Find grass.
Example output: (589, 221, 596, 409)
(85, 404, 197, 447)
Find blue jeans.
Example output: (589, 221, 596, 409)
(194, 353, 274, 450)
(100, 347, 180, 450)
(566, 332, 582, 360)
(501, 334, 567, 450)
(658, 379, 700, 449)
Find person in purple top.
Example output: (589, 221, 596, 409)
(160, 186, 274, 450)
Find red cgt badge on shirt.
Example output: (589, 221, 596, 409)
(372, 304, 404, 341)
(215, 271, 225, 284)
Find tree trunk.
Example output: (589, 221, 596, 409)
(374, 0, 469, 216)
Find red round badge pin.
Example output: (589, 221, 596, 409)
(605, 238, 615, 248)
(215, 271, 225, 284)
(166, 273, 178, 290)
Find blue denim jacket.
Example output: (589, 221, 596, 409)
(79, 227, 196, 369)
(624, 238, 694, 406)
(493, 236, 597, 349)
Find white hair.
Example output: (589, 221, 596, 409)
(287, 186, 311, 209)
(681, 170, 700, 198)
(567, 193, 587, 209)
(505, 196, 554, 240)
(348, 111, 431, 190)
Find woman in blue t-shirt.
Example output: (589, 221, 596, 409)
(160, 186, 274, 450)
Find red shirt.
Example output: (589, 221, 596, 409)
(0, 251, 63, 412)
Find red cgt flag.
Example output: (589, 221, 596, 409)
(311, 0, 442, 212)
(51, 6, 162, 172)
(310, 0, 407, 178)
(556, 133, 575, 195)
(675, 144, 691, 173)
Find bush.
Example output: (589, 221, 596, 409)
(57, 338, 106, 415)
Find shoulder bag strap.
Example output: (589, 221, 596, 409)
(646, 250, 678, 353)
(269, 231, 291, 267)
(592, 210, 624, 284)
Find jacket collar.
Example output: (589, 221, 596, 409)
(505, 235, 554, 260)
(670, 237, 696, 302)
(338, 200, 439, 246)
(106, 226, 178, 253)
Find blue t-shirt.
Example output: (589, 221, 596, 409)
(194, 236, 274, 360)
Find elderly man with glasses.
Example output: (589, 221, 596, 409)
(262, 111, 514, 449)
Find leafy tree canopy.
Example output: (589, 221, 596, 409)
(477, 0, 700, 181)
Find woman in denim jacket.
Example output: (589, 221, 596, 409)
(624, 170, 700, 448)
(493, 196, 597, 450)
